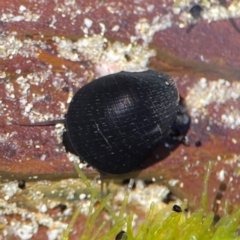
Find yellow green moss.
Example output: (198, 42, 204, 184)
(63, 162, 240, 240)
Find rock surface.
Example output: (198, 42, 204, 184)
(0, 0, 240, 238)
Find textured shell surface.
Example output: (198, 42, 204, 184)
(66, 70, 179, 174)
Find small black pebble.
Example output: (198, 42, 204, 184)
(18, 180, 26, 189)
(162, 192, 176, 204)
(58, 203, 67, 212)
(172, 205, 182, 212)
(195, 140, 202, 147)
(189, 4, 202, 19)
(124, 54, 131, 61)
(115, 230, 127, 240)
(144, 179, 154, 186)
(219, 0, 227, 6)
(213, 214, 221, 224)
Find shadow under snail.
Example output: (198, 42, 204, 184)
(66, 69, 179, 175)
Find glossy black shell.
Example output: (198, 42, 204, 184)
(66, 70, 179, 174)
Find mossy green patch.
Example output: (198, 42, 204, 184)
(63, 162, 240, 240)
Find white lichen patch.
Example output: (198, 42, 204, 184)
(216, 169, 226, 182)
(0, 71, 7, 79)
(14, 70, 70, 123)
(36, 203, 48, 213)
(54, 0, 84, 25)
(0, 131, 16, 143)
(1, 181, 19, 201)
(5, 81, 15, 99)
(53, 35, 156, 75)
(114, 180, 182, 220)
(0, 35, 23, 58)
(66, 152, 89, 171)
(1, 6, 41, 23)
(67, 152, 81, 163)
(111, 25, 120, 32)
(130, 181, 170, 208)
(52, 123, 65, 145)
(214, 154, 240, 179)
(0, 34, 40, 59)
(47, 228, 63, 240)
(17, 71, 52, 86)
(223, 154, 240, 167)
(0, 200, 67, 240)
(131, 14, 172, 46)
(221, 109, 240, 130)
(84, 18, 93, 28)
(0, 175, 181, 239)
(15, 220, 38, 240)
(186, 78, 240, 129)
(174, 0, 240, 28)
(168, 179, 180, 187)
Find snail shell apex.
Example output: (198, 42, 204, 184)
(66, 70, 179, 174)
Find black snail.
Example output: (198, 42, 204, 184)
(66, 69, 179, 175)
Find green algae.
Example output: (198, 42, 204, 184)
(63, 162, 240, 240)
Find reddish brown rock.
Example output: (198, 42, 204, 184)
(1, 0, 240, 238)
